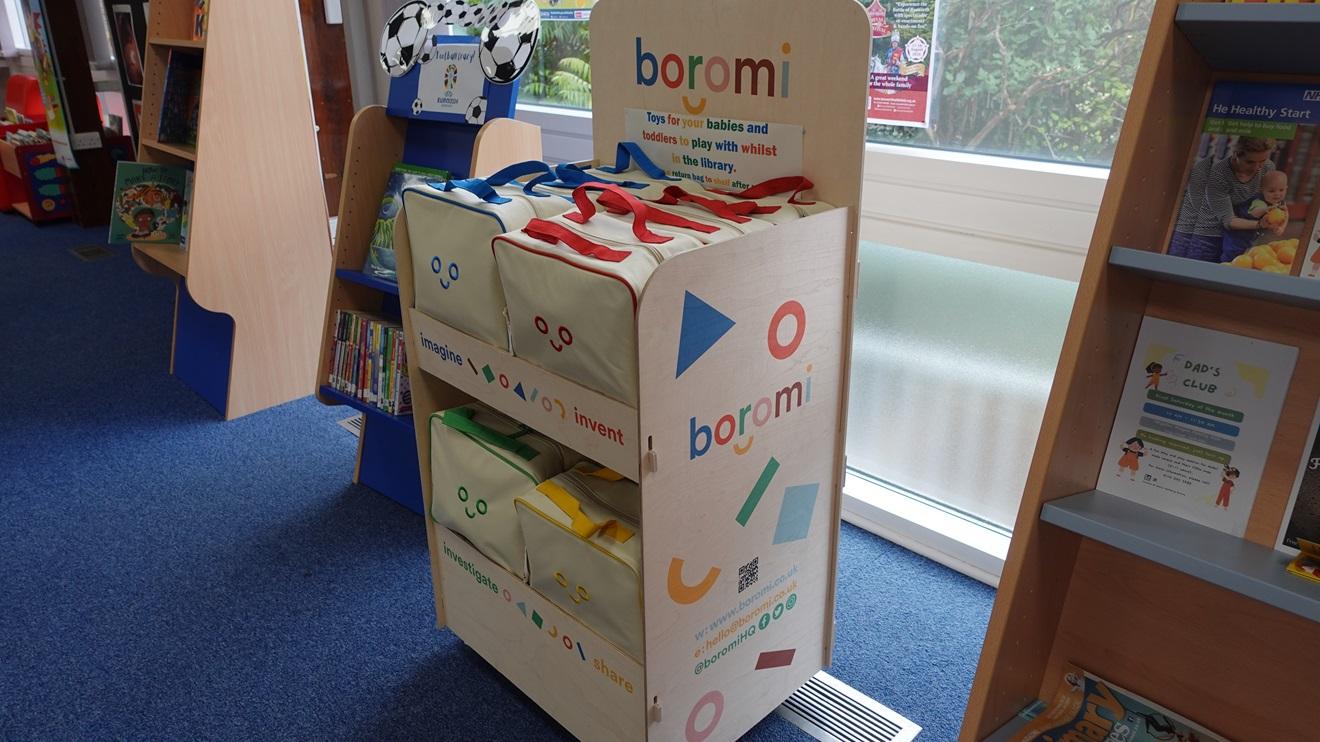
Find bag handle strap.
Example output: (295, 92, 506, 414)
(537, 481, 636, 543)
(594, 189, 720, 235)
(710, 176, 817, 206)
(522, 219, 632, 262)
(550, 163, 648, 190)
(485, 160, 559, 196)
(440, 408, 540, 460)
(440, 178, 512, 204)
(569, 182, 720, 241)
(653, 186, 756, 223)
(596, 141, 680, 181)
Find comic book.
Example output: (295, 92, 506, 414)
(1012, 663, 1228, 742)
(360, 163, 450, 282)
(108, 162, 191, 244)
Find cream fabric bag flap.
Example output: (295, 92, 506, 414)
(404, 161, 572, 349)
(430, 403, 577, 577)
(516, 464, 642, 660)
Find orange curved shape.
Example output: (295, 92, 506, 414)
(733, 436, 755, 455)
(682, 96, 708, 115)
(667, 558, 720, 605)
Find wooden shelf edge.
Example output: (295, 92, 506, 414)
(318, 384, 414, 431)
(1176, 3, 1320, 75)
(1041, 490, 1319, 623)
(141, 138, 198, 161)
(1109, 246, 1320, 310)
(149, 36, 206, 50)
(131, 241, 189, 277)
(982, 708, 1032, 742)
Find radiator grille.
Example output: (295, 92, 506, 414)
(777, 672, 921, 742)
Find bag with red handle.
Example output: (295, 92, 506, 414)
(493, 183, 740, 404)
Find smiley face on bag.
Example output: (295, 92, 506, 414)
(430, 256, 460, 290)
(555, 571, 591, 605)
(534, 316, 574, 353)
(457, 486, 487, 519)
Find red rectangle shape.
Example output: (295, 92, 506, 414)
(755, 648, 796, 670)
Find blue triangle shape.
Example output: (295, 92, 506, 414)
(517, 602, 527, 616)
(676, 291, 735, 378)
(514, 382, 526, 400)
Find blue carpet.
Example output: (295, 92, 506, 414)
(0, 216, 994, 741)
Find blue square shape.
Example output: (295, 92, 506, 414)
(773, 483, 820, 544)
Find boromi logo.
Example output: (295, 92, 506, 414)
(635, 37, 791, 115)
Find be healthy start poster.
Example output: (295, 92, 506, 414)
(865, 0, 939, 128)
(1103, 316, 1296, 536)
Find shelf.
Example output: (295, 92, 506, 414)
(335, 268, 400, 296)
(149, 36, 206, 50)
(141, 138, 197, 161)
(1176, 3, 1320, 76)
(1109, 246, 1320, 310)
(410, 309, 640, 480)
(1041, 490, 1320, 623)
(982, 709, 1031, 742)
(318, 384, 414, 431)
(131, 241, 188, 276)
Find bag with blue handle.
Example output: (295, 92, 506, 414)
(403, 160, 573, 349)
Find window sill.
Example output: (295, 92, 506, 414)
(842, 473, 1009, 587)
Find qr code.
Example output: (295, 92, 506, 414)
(738, 557, 759, 593)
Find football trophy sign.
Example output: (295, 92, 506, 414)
(380, 0, 541, 85)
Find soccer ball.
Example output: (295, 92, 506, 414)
(411, 98, 425, 116)
(379, 1, 436, 77)
(478, 0, 539, 84)
(435, 0, 521, 29)
(465, 95, 488, 124)
(417, 33, 439, 65)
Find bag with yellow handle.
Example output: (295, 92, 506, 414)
(430, 403, 579, 578)
(515, 462, 643, 660)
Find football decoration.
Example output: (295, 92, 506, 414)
(379, 1, 436, 77)
(412, 98, 425, 116)
(465, 95, 489, 124)
(417, 33, 439, 65)
(479, 0, 540, 85)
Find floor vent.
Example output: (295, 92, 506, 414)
(337, 414, 363, 437)
(70, 245, 113, 262)
(777, 672, 921, 742)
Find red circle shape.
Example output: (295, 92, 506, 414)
(768, 300, 806, 360)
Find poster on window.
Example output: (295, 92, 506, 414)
(23, 3, 77, 168)
(864, 0, 939, 129)
(536, 0, 595, 21)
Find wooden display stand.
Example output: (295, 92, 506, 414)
(964, 2, 1320, 740)
(314, 106, 541, 513)
(0, 122, 73, 221)
(393, 1, 870, 739)
(129, 0, 331, 419)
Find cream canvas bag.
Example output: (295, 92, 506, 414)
(430, 403, 578, 577)
(492, 184, 720, 404)
(515, 464, 642, 660)
(404, 161, 573, 349)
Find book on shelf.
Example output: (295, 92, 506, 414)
(192, 1, 209, 41)
(108, 161, 193, 245)
(1010, 662, 1227, 742)
(1102, 316, 1296, 537)
(361, 163, 450, 282)
(157, 50, 203, 147)
(1166, 80, 1320, 277)
(1278, 401, 1320, 556)
(329, 310, 412, 416)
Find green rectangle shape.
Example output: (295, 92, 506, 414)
(531, 610, 543, 629)
(482, 364, 495, 383)
(737, 457, 780, 527)
(1147, 390, 1245, 423)
(1203, 117, 1296, 140)
(1138, 429, 1232, 466)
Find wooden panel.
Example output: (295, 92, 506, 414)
(469, 117, 542, 178)
(637, 209, 848, 742)
(1048, 538, 1319, 741)
(299, 0, 354, 217)
(132, 241, 188, 277)
(183, 0, 332, 419)
(438, 526, 647, 741)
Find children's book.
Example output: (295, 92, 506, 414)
(1103, 316, 1296, 537)
(191, 0, 209, 41)
(360, 163, 450, 282)
(1165, 80, 1320, 275)
(157, 50, 203, 146)
(108, 162, 192, 244)
(1276, 401, 1320, 554)
(1010, 663, 1228, 742)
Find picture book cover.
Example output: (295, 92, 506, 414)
(1166, 80, 1320, 275)
(1286, 540, 1320, 584)
(157, 50, 203, 146)
(360, 163, 450, 282)
(1011, 663, 1227, 742)
(1277, 401, 1320, 553)
(108, 162, 190, 244)
(1103, 316, 1297, 536)
(191, 0, 208, 41)
(1302, 222, 1320, 279)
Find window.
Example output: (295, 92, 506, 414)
(521, 17, 591, 109)
(1, 0, 31, 51)
(866, 0, 1155, 166)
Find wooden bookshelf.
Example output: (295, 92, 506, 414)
(962, 2, 1320, 739)
(128, 0, 331, 419)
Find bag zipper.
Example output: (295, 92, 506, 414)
(562, 469, 640, 531)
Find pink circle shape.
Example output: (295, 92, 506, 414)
(685, 690, 724, 742)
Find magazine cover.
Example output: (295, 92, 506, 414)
(1103, 316, 1297, 536)
(1166, 80, 1320, 274)
(1012, 663, 1228, 742)
(1277, 401, 1320, 553)
(360, 163, 449, 282)
(157, 50, 203, 146)
(108, 162, 190, 244)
